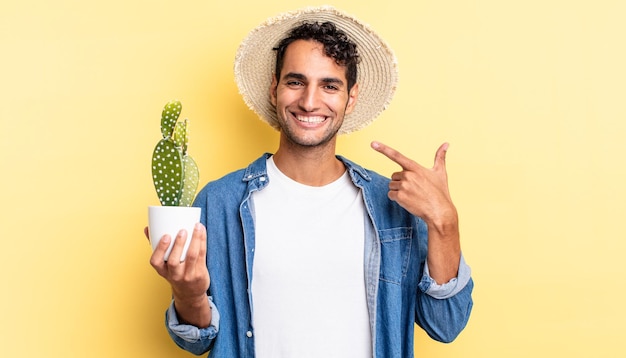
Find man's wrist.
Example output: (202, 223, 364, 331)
(426, 211, 459, 238)
(173, 292, 209, 309)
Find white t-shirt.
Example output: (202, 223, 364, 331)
(250, 157, 372, 358)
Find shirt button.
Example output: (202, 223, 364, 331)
(246, 331, 253, 338)
(260, 176, 266, 182)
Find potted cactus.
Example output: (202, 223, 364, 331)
(148, 100, 201, 261)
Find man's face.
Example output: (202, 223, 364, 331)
(270, 39, 358, 148)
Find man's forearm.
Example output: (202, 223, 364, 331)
(173, 294, 212, 328)
(425, 211, 461, 284)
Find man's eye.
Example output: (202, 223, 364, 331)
(286, 81, 303, 86)
(324, 85, 339, 91)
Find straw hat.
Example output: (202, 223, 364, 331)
(234, 5, 398, 134)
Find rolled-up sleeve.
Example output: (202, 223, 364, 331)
(165, 296, 220, 355)
(419, 254, 472, 299)
(415, 254, 473, 343)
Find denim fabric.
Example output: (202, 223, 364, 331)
(165, 153, 473, 357)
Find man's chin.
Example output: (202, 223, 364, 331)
(281, 130, 337, 148)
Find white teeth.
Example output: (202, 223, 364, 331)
(296, 115, 325, 123)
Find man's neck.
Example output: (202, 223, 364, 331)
(272, 138, 345, 187)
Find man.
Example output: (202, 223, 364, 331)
(147, 6, 473, 358)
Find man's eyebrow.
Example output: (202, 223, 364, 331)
(282, 72, 345, 87)
(282, 72, 307, 81)
(320, 77, 345, 86)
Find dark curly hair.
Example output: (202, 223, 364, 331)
(273, 21, 360, 91)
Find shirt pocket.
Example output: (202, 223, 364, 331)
(378, 227, 413, 285)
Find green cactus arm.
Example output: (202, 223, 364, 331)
(153, 99, 199, 206)
(152, 138, 184, 206)
(161, 100, 182, 139)
(179, 155, 199, 207)
(173, 118, 189, 155)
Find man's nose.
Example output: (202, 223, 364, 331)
(299, 86, 320, 112)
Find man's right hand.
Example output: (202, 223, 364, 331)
(145, 223, 213, 328)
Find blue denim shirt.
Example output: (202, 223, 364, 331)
(165, 154, 473, 357)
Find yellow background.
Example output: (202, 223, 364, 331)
(2, 0, 625, 356)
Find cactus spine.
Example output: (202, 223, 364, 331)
(152, 100, 199, 206)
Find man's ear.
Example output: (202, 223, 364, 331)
(345, 83, 359, 115)
(270, 74, 278, 106)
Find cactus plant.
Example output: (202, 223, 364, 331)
(151, 100, 199, 207)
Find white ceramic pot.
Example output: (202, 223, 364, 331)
(148, 205, 201, 261)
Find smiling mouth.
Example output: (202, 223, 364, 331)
(295, 114, 326, 124)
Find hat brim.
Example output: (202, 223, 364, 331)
(234, 5, 398, 135)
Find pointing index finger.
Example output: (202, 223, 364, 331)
(371, 141, 417, 170)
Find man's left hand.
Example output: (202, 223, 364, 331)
(371, 141, 457, 229)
